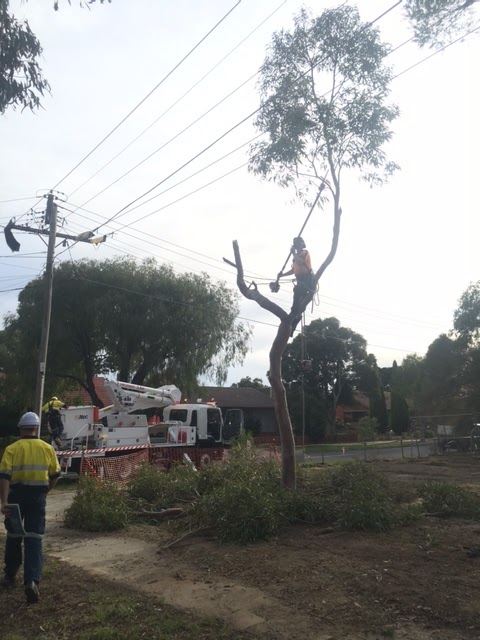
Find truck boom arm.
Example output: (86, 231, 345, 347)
(101, 380, 182, 416)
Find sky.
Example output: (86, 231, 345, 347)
(0, 0, 479, 387)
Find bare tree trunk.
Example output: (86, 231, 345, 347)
(226, 182, 342, 490)
(269, 318, 296, 489)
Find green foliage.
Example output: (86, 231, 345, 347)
(454, 281, 480, 344)
(0, 0, 50, 114)
(320, 463, 397, 531)
(391, 391, 410, 435)
(358, 416, 378, 442)
(231, 376, 268, 389)
(419, 480, 480, 519)
(191, 465, 285, 543)
(64, 476, 130, 532)
(404, 0, 480, 48)
(126, 437, 420, 543)
(127, 462, 199, 508)
(284, 317, 374, 436)
(2, 257, 250, 406)
(250, 5, 399, 195)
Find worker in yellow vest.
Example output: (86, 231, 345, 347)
(41, 396, 66, 447)
(0, 412, 60, 603)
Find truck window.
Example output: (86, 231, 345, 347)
(191, 410, 197, 427)
(168, 409, 188, 423)
(207, 408, 221, 441)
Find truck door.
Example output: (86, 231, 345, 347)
(207, 408, 222, 442)
(223, 409, 244, 443)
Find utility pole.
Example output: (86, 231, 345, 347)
(3, 193, 107, 432)
(33, 192, 57, 420)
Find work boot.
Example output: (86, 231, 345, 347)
(25, 581, 40, 604)
(0, 574, 16, 588)
(55, 438, 62, 448)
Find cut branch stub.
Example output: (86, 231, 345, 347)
(231, 241, 288, 322)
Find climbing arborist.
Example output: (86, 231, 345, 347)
(277, 237, 315, 335)
(41, 396, 66, 448)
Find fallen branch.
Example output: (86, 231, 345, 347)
(134, 508, 184, 521)
(159, 526, 212, 551)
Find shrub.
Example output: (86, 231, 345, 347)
(320, 462, 396, 531)
(127, 462, 199, 508)
(419, 481, 480, 519)
(64, 476, 130, 532)
(191, 466, 285, 543)
(357, 416, 378, 442)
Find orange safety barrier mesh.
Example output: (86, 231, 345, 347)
(82, 449, 149, 484)
(149, 446, 227, 470)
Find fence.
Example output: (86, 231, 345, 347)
(80, 446, 229, 484)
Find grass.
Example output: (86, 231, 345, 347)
(0, 558, 250, 640)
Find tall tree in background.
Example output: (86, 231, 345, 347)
(231, 377, 269, 389)
(405, 0, 480, 48)
(362, 358, 389, 433)
(283, 318, 379, 441)
(391, 390, 410, 434)
(0, 0, 110, 113)
(229, 6, 398, 488)
(1, 257, 250, 406)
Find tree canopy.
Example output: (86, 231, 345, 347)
(1, 257, 250, 406)
(250, 5, 399, 196)
(282, 317, 386, 440)
(231, 377, 269, 389)
(404, 0, 480, 48)
(0, 0, 111, 114)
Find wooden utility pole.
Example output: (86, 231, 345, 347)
(34, 192, 57, 420)
(3, 192, 107, 431)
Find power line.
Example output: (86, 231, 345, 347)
(71, 70, 258, 213)
(67, 0, 287, 201)
(54, 161, 248, 260)
(394, 24, 480, 79)
(50, 1, 243, 192)
(92, 0, 404, 232)
(0, 196, 38, 205)
(62, 133, 262, 226)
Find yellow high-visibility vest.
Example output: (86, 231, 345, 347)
(0, 437, 60, 488)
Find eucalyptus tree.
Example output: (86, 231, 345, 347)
(228, 5, 398, 488)
(0, 0, 111, 114)
(404, 0, 480, 48)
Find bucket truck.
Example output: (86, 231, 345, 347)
(55, 380, 243, 473)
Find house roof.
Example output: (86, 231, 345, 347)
(63, 376, 112, 407)
(184, 386, 274, 409)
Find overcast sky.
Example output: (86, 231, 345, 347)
(1, 0, 479, 386)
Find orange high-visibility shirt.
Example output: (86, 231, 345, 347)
(292, 250, 312, 277)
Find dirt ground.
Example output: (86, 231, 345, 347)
(6, 456, 480, 640)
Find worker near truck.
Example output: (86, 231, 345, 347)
(0, 411, 61, 603)
(277, 237, 315, 335)
(41, 396, 66, 447)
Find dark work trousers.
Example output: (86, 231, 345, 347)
(48, 413, 64, 440)
(292, 272, 315, 312)
(4, 487, 46, 584)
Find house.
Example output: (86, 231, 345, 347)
(184, 386, 278, 435)
(335, 391, 370, 424)
(62, 376, 112, 407)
